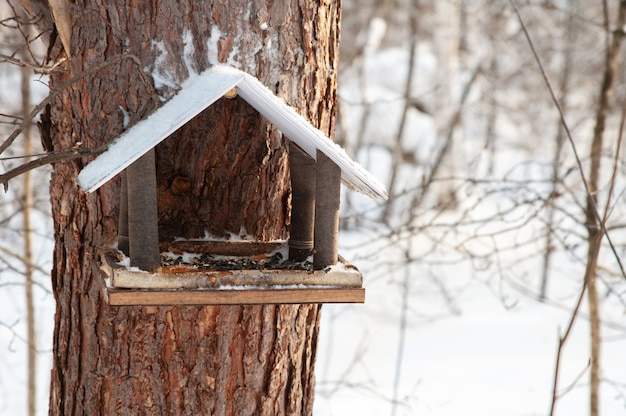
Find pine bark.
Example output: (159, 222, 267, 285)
(43, 1, 340, 414)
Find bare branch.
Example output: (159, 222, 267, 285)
(0, 53, 67, 73)
(0, 144, 107, 191)
(509, 0, 626, 280)
(0, 53, 160, 156)
(0, 245, 51, 277)
(0, 320, 51, 353)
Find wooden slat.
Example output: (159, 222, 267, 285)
(107, 287, 365, 305)
(109, 266, 362, 289)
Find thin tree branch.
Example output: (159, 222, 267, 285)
(509, 0, 626, 280)
(0, 53, 67, 73)
(0, 320, 51, 353)
(0, 242, 51, 277)
(0, 53, 159, 156)
(391, 244, 412, 416)
(383, 5, 419, 224)
(601, 80, 626, 226)
(409, 64, 481, 213)
(0, 145, 107, 191)
(558, 359, 591, 399)
(547, 263, 591, 416)
(541, 1, 575, 299)
(511, 2, 626, 415)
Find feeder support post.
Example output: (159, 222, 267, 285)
(288, 142, 316, 262)
(118, 170, 129, 256)
(313, 149, 341, 269)
(126, 149, 161, 272)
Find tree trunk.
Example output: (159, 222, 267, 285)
(584, 3, 626, 415)
(20, 35, 37, 416)
(42, 1, 340, 414)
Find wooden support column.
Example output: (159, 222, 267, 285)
(288, 142, 316, 262)
(127, 149, 161, 272)
(118, 170, 129, 256)
(313, 150, 341, 270)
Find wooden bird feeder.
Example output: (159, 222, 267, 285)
(77, 65, 387, 306)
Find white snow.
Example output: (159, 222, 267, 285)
(118, 105, 130, 128)
(314, 226, 626, 416)
(182, 30, 198, 77)
(328, 261, 357, 273)
(149, 40, 178, 92)
(206, 26, 222, 65)
(174, 228, 264, 242)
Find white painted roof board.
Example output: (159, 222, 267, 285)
(77, 69, 244, 193)
(228, 67, 388, 199)
(77, 65, 388, 200)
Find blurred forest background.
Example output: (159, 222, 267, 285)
(2, 0, 626, 415)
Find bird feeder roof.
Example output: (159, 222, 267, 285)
(76, 65, 388, 200)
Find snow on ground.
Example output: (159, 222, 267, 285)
(315, 35, 626, 415)
(315, 224, 626, 416)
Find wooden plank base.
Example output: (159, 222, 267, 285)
(109, 266, 363, 289)
(107, 287, 365, 305)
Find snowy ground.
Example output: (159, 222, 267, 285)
(315, 227, 626, 416)
(312, 29, 626, 415)
(1, 224, 625, 416)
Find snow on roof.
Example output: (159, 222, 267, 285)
(77, 65, 388, 200)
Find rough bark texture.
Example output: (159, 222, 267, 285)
(44, 0, 340, 414)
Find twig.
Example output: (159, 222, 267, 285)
(0, 53, 67, 74)
(541, 2, 575, 299)
(509, 0, 626, 280)
(0, 243, 51, 277)
(510, 2, 626, 416)
(383, 7, 419, 223)
(0, 151, 51, 160)
(0, 53, 159, 156)
(0, 145, 107, 191)
(601, 83, 626, 225)
(409, 64, 481, 214)
(323, 332, 369, 398)
(0, 112, 23, 121)
(558, 359, 591, 398)
(0, 320, 51, 353)
(547, 270, 590, 416)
